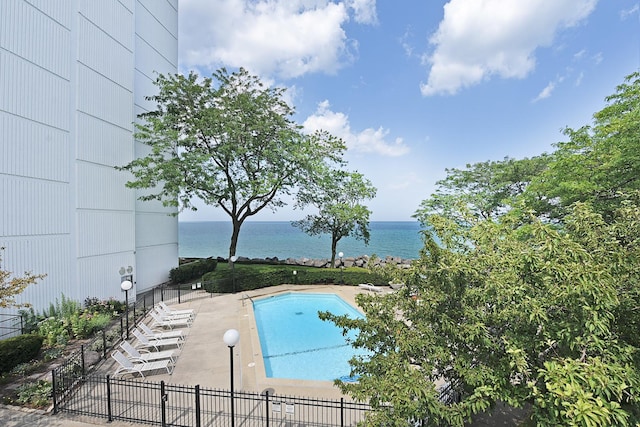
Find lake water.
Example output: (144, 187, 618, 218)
(179, 221, 424, 260)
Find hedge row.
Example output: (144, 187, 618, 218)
(0, 334, 44, 374)
(201, 266, 386, 294)
(170, 258, 218, 284)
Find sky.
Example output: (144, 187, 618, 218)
(176, 0, 639, 222)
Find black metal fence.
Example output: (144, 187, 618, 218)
(54, 373, 372, 427)
(0, 313, 23, 339)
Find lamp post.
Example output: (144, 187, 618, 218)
(230, 256, 238, 293)
(338, 252, 344, 285)
(223, 329, 240, 427)
(293, 270, 297, 284)
(120, 279, 133, 339)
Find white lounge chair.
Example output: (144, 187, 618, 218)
(120, 340, 177, 364)
(132, 328, 183, 351)
(153, 306, 193, 321)
(158, 301, 195, 317)
(111, 350, 173, 378)
(149, 310, 193, 329)
(138, 322, 185, 341)
(358, 283, 384, 293)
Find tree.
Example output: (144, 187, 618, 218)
(0, 249, 46, 309)
(293, 170, 376, 267)
(119, 68, 345, 258)
(324, 200, 640, 426)
(417, 155, 550, 224)
(529, 72, 640, 221)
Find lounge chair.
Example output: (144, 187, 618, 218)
(158, 301, 195, 318)
(388, 282, 405, 290)
(120, 340, 177, 364)
(149, 310, 193, 329)
(153, 306, 193, 321)
(132, 328, 183, 351)
(358, 283, 384, 293)
(138, 322, 185, 341)
(111, 350, 173, 378)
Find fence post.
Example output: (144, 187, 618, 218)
(20, 313, 24, 334)
(51, 369, 58, 414)
(195, 385, 201, 427)
(161, 286, 165, 302)
(161, 380, 167, 427)
(178, 286, 181, 304)
(102, 329, 107, 359)
(341, 397, 344, 427)
(264, 390, 270, 427)
(106, 375, 113, 422)
(120, 317, 124, 339)
(81, 345, 86, 376)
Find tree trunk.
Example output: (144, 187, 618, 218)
(229, 218, 241, 261)
(331, 233, 338, 268)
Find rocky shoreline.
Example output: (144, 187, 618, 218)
(183, 254, 414, 269)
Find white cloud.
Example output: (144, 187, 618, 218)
(533, 81, 555, 102)
(179, 0, 377, 78)
(347, 0, 378, 24)
(303, 100, 410, 157)
(420, 0, 598, 96)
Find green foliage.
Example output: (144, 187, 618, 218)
(170, 258, 218, 284)
(529, 72, 640, 220)
(201, 263, 385, 293)
(37, 317, 69, 347)
(0, 334, 44, 374)
(119, 68, 345, 258)
(0, 248, 46, 309)
(294, 168, 376, 267)
(15, 380, 52, 408)
(84, 297, 126, 315)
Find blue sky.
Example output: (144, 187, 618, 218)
(177, 0, 639, 222)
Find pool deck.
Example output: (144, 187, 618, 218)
(107, 284, 369, 399)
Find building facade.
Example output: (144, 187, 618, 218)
(0, 0, 179, 314)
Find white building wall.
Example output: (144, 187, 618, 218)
(0, 0, 178, 314)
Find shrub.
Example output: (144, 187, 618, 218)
(170, 258, 217, 284)
(15, 380, 52, 408)
(37, 317, 69, 347)
(0, 334, 44, 374)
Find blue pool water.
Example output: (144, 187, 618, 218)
(253, 293, 366, 381)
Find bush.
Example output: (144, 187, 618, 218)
(170, 258, 218, 284)
(0, 334, 44, 374)
(201, 263, 387, 293)
(15, 380, 52, 408)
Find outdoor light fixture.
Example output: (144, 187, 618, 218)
(120, 279, 133, 339)
(293, 270, 297, 284)
(338, 252, 344, 285)
(223, 329, 240, 427)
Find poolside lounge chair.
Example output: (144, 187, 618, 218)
(149, 310, 193, 329)
(388, 282, 405, 290)
(153, 306, 193, 321)
(132, 328, 183, 351)
(111, 350, 173, 378)
(158, 301, 195, 318)
(120, 340, 178, 364)
(358, 283, 384, 293)
(138, 322, 185, 341)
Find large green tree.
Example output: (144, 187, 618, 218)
(326, 200, 640, 426)
(417, 155, 550, 224)
(529, 72, 640, 221)
(323, 72, 640, 426)
(119, 68, 344, 258)
(293, 169, 376, 267)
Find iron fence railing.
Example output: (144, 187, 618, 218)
(54, 373, 372, 427)
(0, 313, 23, 339)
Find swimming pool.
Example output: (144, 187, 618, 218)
(253, 293, 367, 381)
